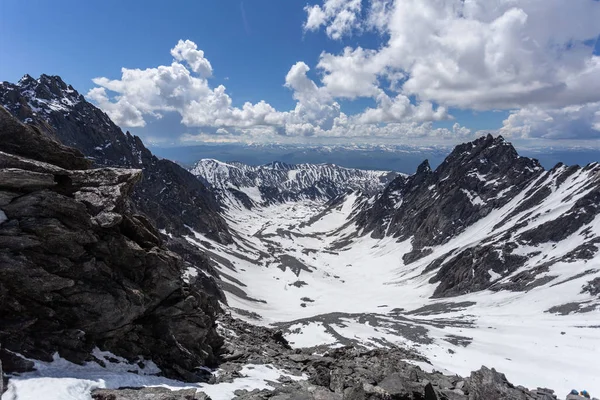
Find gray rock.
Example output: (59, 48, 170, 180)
(0, 168, 56, 190)
(92, 387, 208, 400)
(467, 366, 527, 400)
(0, 111, 224, 382)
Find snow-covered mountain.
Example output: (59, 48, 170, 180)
(183, 135, 600, 395)
(190, 159, 399, 208)
(353, 134, 600, 298)
(0, 74, 231, 243)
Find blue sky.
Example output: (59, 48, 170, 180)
(1, 0, 600, 148)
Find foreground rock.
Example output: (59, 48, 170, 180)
(220, 316, 559, 400)
(92, 387, 210, 400)
(0, 109, 223, 381)
(92, 316, 557, 400)
(94, 315, 560, 400)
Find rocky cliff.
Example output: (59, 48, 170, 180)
(0, 108, 224, 382)
(0, 74, 231, 243)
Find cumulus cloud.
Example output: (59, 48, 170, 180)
(306, 0, 600, 107)
(356, 93, 447, 124)
(500, 103, 600, 139)
(86, 87, 146, 127)
(88, 41, 452, 142)
(170, 39, 213, 77)
(301, 0, 600, 141)
(88, 46, 282, 130)
(304, 0, 362, 40)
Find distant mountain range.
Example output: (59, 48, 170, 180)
(152, 141, 600, 175)
(190, 159, 399, 208)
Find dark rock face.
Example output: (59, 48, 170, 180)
(0, 111, 223, 381)
(582, 277, 600, 296)
(0, 106, 91, 170)
(0, 75, 231, 243)
(355, 135, 543, 252)
(428, 244, 527, 298)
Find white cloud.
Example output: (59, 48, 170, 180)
(170, 39, 213, 77)
(307, 0, 600, 110)
(356, 93, 447, 124)
(317, 47, 382, 99)
(86, 87, 146, 127)
(84, 39, 472, 143)
(500, 103, 600, 139)
(304, 0, 362, 40)
(300, 0, 600, 141)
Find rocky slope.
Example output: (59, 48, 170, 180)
(190, 159, 398, 208)
(0, 108, 224, 382)
(92, 315, 562, 400)
(0, 74, 231, 243)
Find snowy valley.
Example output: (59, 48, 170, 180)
(184, 137, 600, 396)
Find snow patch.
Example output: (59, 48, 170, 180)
(2, 353, 306, 400)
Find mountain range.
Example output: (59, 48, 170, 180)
(1, 74, 599, 399)
(190, 159, 399, 208)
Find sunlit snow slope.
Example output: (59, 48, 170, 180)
(187, 135, 600, 396)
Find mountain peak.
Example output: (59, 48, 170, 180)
(1, 73, 84, 121)
(17, 74, 36, 86)
(438, 134, 527, 174)
(416, 159, 432, 175)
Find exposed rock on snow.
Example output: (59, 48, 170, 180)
(0, 109, 224, 382)
(176, 315, 561, 400)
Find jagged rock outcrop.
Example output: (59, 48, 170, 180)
(355, 135, 543, 251)
(0, 109, 224, 382)
(0, 75, 231, 243)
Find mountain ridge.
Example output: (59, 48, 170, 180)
(0, 74, 231, 243)
(190, 158, 399, 209)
